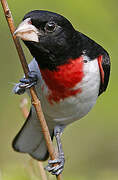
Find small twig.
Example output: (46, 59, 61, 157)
(38, 162, 48, 180)
(20, 98, 48, 180)
(1, 1, 61, 179)
(20, 98, 29, 118)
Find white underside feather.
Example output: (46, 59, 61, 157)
(13, 56, 100, 160)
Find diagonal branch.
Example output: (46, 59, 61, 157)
(1, 0, 61, 179)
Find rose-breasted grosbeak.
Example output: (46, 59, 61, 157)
(13, 10, 110, 175)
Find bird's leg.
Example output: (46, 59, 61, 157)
(45, 125, 65, 176)
(13, 71, 38, 95)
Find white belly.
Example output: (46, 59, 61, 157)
(35, 58, 100, 125)
(28, 58, 100, 125)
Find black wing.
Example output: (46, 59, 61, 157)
(79, 32, 111, 96)
(98, 53, 111, 96)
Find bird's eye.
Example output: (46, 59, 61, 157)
(45, 22, 56, 32)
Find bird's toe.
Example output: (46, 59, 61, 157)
(45, 156, 65, 175)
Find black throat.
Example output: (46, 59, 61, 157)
(23, 31, 83, 70)
(23, 31, 107, 70)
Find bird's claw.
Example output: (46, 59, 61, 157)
(13, 71, 38, 95)
(19, 71, 38, 88)
(45, 155, 65, 176)
(13, 83, 26, 95)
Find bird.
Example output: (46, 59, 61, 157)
(12, 10, 110, 176)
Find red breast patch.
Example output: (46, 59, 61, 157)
(40, 57, 84, 104)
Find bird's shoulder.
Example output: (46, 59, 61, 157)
(28, 58, 42, 79)
(78, 32, 111, 95)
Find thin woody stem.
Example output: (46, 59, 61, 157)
(1, 0, 61, 179)
(38, 161, 48, 180)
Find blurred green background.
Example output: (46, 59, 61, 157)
(0, 0, 118, 179)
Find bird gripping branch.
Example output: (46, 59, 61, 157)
(0, 1, 61, 179)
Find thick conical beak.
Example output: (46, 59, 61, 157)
(14, 18, 39, 42)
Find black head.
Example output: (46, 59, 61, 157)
(14, 10, 78, 70)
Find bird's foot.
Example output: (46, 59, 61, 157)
(13, 82, 26, 95)
(13, 71, 38, 95)
(45, 154, 65, 176)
